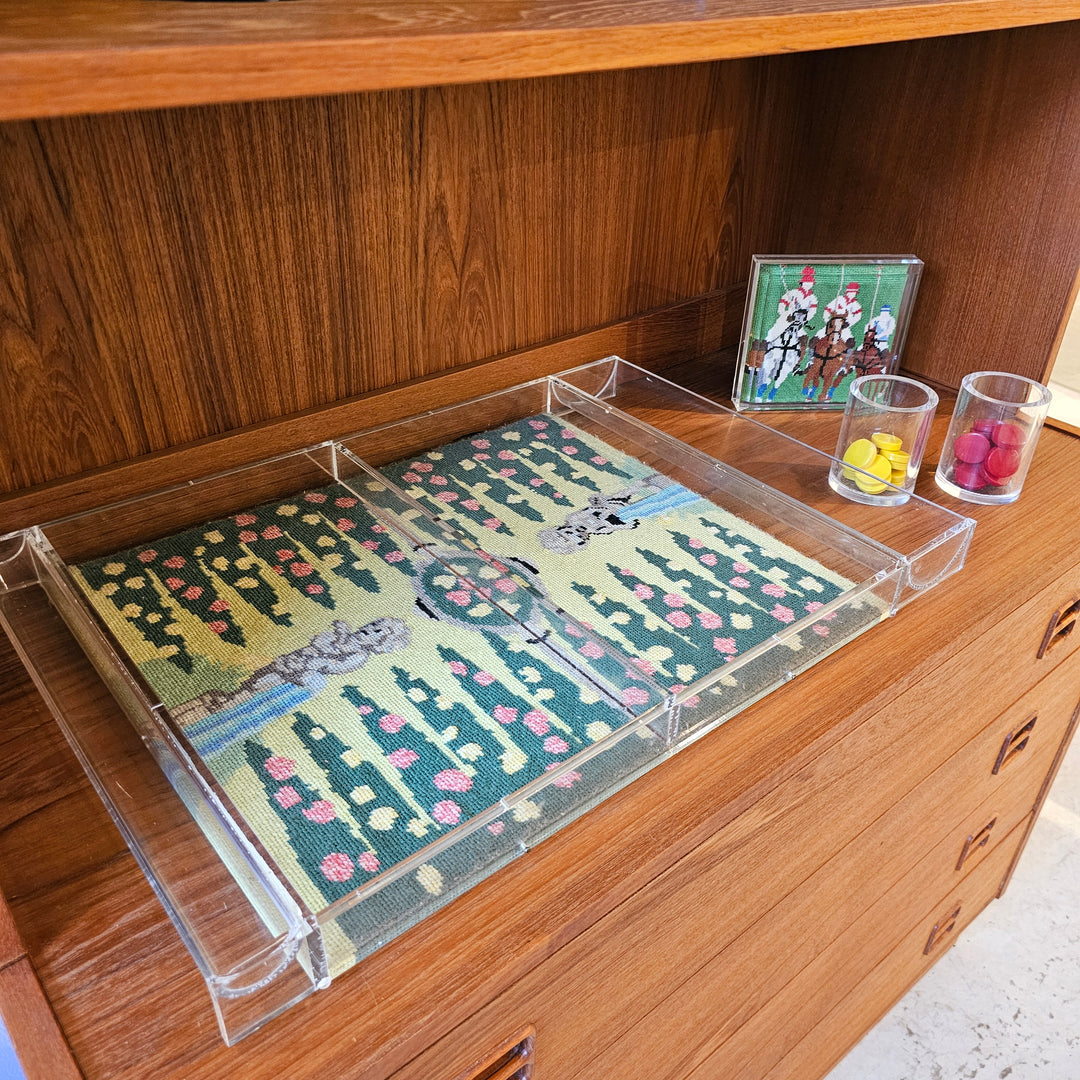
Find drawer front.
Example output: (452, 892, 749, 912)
(390, 652, 1080, 1080)
(755, 823, 1027, 1080)
(571, 652, 1080, 1080)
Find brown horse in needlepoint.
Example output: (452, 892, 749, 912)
(850, 325, 891, 378)
(801, 315, 851, 402)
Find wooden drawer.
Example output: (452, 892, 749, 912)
(570, 652, 1080, 1080)
(389, 653, 1080, 1080)
(751, 822, 1029, 1080)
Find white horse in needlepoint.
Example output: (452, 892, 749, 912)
(755, 265, 818, 403)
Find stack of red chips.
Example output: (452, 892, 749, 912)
(950, 420, 1025, 490)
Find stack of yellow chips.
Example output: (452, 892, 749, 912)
(841, 432, 910, 494)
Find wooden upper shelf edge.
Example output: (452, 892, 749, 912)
(1, 0, 1077, 121)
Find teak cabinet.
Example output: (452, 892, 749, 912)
(1, 5, 1079, 1079)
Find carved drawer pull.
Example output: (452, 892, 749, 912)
(456, 1027, 535, 1080)
(924, 903, 962, 955)
(993, 714, 1037, 775)
(956, 817, 997, 871)
(1037, 595, 1080, 659)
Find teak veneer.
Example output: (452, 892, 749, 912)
(0, 5, 1079, 1080)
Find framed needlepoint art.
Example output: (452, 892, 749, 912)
(732, 255, 923, 411)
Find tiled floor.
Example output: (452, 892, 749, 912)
(826, 719, 1080, 1080)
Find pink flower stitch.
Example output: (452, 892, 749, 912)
(402, 472, 421, 483)
(688, 538, 704, 548)
(208, 620, 228, 633)
(564, 623, 584, 637)
(303, 800, 336, 824)
(289, 562, 313, 576)
(435, 491, 458, 502)
(813, 624, 830, 637)
(209, 598, 229, 612)
(474, 453, 490, 461)
(433, 769, 472, 792)
(761, 583, 786, 598)
(530, 478, 544, 487)
(473, 671, 495, 686)
(697, 611, 723, 629)
(356, 704, 372, 714)
(432, 800, 462, 825)
(553, 769, 582, 789)
(663, 593, 685, 607)
(337, 518, 356, 531)
(137, 549, 157, 563)
(733, 562, 750, 573)
(182, 585, 203, 600)
(498, 450, 516, 460)
(335, 497, 357, 508)
(470, 440, 490, 449)
(523, 710, 550, 735)
(361, 539, 379, 550)
(536, 433, 548, 440)
(498, 468, 516, 478)
(770, 604, 795, 624)
(493, 704, 518, 725)
(620, 568, 634, 576)
(271, 565, 285, 574)
(320, 853, 354, 883)
(805, 601, 824, 613)
(563, 445, 578, 455)
(666, 611, 692, 628)
(304, 492, 327, 503)
(580, 641, 604, 659)
(700, 553, 717, 566)
(371, 524, 386, 533)
(543, 736, 570, 754)
(713, 637, 737, 654)
(165, 577, 184, 590)
(305, 583, 324, 594)
(633, 583, 654, 600)
(276, 548, 295, 561)
(622, 687, 651, 706)
(590, 456, 608, 465)
(462, 498, 481, 510)
(261, 525, 283, 540)
(482, 518, 502, 529)
(561, 429, 577, 440)
(265, 756, 296, 780)
(162, 555, 186, 569)
(632, 658, 657, 675)
(238, 530, 256, 543)
(357, 852, 379, 873)
(446, 590, 471, 606)
(274, 786, 301, 809)
(730, 576, 750, 588)
(379, 714, 407, 733)
(487, 821, 506, 835)
(448, 660, 467, 675)
(412, 461, 434, 472)
(234, 514, 256, 526)
(494, 578, 517, 594)
(388, 748, 419, 769)
(430, 475, 447, 486)
(528, 419, 548, 429)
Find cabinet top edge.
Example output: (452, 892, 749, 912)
(1, 0, 1077, 122)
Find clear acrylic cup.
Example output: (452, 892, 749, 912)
(935, 371, 1052, 504)
(829, 375, 938, 506)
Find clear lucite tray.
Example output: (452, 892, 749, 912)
(0, 357, 974, 1044)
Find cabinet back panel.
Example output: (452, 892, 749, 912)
(784, 22, 1080, 390)
(0, 58, 797, 495)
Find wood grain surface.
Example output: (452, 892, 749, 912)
(1, 373, 1079, 1079)
(0, 59, 790, 498)
(784, 22, 1080, 390)
(2, 1, 1077, 121)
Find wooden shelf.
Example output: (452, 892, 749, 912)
(1, 0, 1076, 121)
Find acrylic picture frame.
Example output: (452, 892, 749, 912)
(732, 255, 924, 411)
